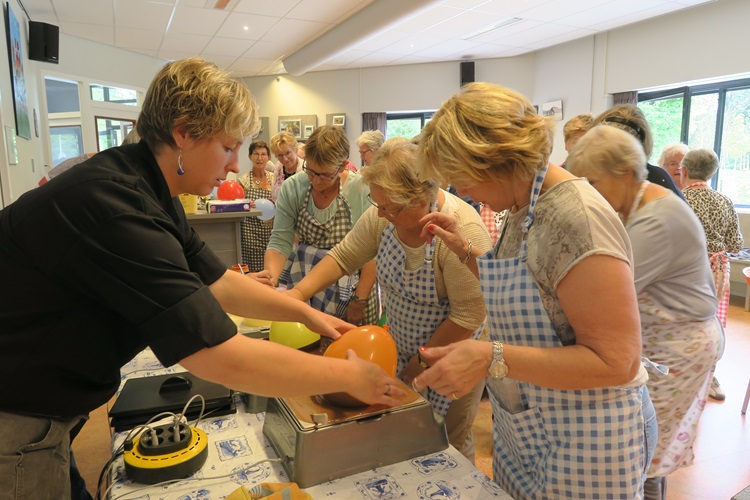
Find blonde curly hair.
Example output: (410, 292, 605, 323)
(418, 82, 554, 189)
(137, 58, 259, 152)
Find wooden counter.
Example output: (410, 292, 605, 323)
(187, 210, 261, 267)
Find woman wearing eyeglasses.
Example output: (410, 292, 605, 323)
(264, 125, 379, 325)
(237, 140, 274, 273)
(288, 138, 491, 460)
(269, 131, 304, 201)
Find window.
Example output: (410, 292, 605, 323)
(386, 112, 434, 140)
(50, 125, 84, 166)
(90, 84, 138, 106)
(639, 78, 750, 205)
(95, 116, 135, 152)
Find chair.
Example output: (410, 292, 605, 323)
(743, 266, 750, 311)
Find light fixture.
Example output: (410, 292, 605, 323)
(460, 17, 525, 41)
(282, 0, 444, 76)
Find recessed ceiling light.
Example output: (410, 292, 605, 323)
(243, 26, 249, 31)
(461, 17, 525, 41)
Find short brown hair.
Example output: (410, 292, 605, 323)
(593, 104, 653, 157)
(563, 113, 593, 142)
(304, 125, 350, 171)
(137, 58, 258, 152)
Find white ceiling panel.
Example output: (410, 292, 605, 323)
(21, 0, 714, 77)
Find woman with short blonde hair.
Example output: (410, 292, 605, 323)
(269, 131, 303, 201)
(414, 82, 654, 499)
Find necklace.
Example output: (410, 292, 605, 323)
(252, 171, 264, 186)
(686, 181, 709, 189)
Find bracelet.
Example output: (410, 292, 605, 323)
(459, 240, 473, 264)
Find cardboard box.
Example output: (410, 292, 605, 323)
(207, 199, 252, 213)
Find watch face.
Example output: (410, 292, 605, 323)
(489, 360, 508, 379)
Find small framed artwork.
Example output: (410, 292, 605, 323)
(332, 114, 346, 127)
(304, 125, 314, 137)
(279, 118, 302, 138)
(5, 2, 31, 140)
(541, 100, 563, 121)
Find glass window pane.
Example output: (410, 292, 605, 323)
(639, 97, 683, 163)
(90, 84, 137, 106)
(96, 117, 135, 151)
(50, 126, 83, 166)
(386, 118, 422, 140)
(45, 78, 80, 113)
(687, 93, 718, 150)
(716, 87, 750, 205)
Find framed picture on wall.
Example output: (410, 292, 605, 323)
(279, 119, 302, 138)
(332, 114, 346, 127)
(541, 100, 563, 121)
(304, 125, 314, 137)
(4, 2, 31, 140)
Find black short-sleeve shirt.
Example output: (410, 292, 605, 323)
(0, 142, 236, 417)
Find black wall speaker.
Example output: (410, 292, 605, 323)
(29, 21, 59, 63)
(460, 61, 475, 87)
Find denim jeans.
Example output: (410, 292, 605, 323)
(641, 385, 658, 475)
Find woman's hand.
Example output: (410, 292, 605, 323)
(419, 212, 469, 258)
(413, 340, 491, 399)
(345, 350, 408, 406)
(246, 270, 274, 287)
(344, 299, 366, 326)
(302, 308, 355, 340)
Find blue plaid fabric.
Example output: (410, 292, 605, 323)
(377, 221, 483, 418)
(476, 164, 646, 499)
(281, 187, 355, 317)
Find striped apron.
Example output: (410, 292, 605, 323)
(377, 219, 483, 417)
(476, 165, 647, 499)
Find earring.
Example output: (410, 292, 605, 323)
(177, 149, 185, 176)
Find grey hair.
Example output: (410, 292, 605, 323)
(356, 130, 385, 151)
(682, 148, 719, 181)
(566, 126, 648, 182)
(657, 143, 689, 167)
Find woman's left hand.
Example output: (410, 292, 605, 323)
(413, 340, 491, 399)
(247, 270, 274, 287)
(344, 299, 366, 326)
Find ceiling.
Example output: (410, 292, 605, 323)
(19, 0, 714, 77)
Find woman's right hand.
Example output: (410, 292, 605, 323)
(419, 212, 469, 258)
(345, 349, 408, 406)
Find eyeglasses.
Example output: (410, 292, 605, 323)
(251, 152, 269, 158)
(302, 161, 341, 182)
(367, 193, 404, 218)
(275, 150, 296, 160)
(358, 148, 371, 155)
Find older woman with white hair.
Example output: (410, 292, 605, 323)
(658, 143, 690, 189)
(567, 126, 723, 500)
(356, 130, 385, 167)
(681, 148, 742, 401)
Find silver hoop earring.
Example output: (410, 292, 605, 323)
(177, 150, 185, 176)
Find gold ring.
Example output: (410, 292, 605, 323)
(451, 392, 459, 400)
(411, 378, 421, 392)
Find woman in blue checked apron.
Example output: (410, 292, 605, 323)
(264, 125, 379, 325)
(288, 139, 491, 460)
(413, 83, 656, 499)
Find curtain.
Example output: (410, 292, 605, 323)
(362, 112, 386, 135)
(613, 91, 638, 105)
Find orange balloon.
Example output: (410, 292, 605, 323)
(321, 325, 398, 408)
(324, 325, 398, 376)
(217, 180, 245, 200)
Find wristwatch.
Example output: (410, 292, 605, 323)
(351, 294, 366, 303)
(488, 341, 508, 379)
(417, 352, 429, 369)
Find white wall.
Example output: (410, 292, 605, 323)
(0, 5, 165, 206)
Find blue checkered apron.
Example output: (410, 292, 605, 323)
(477, 165, 646, 499)
(376, 219, 483, 417)
(282, 186, 355, 318)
